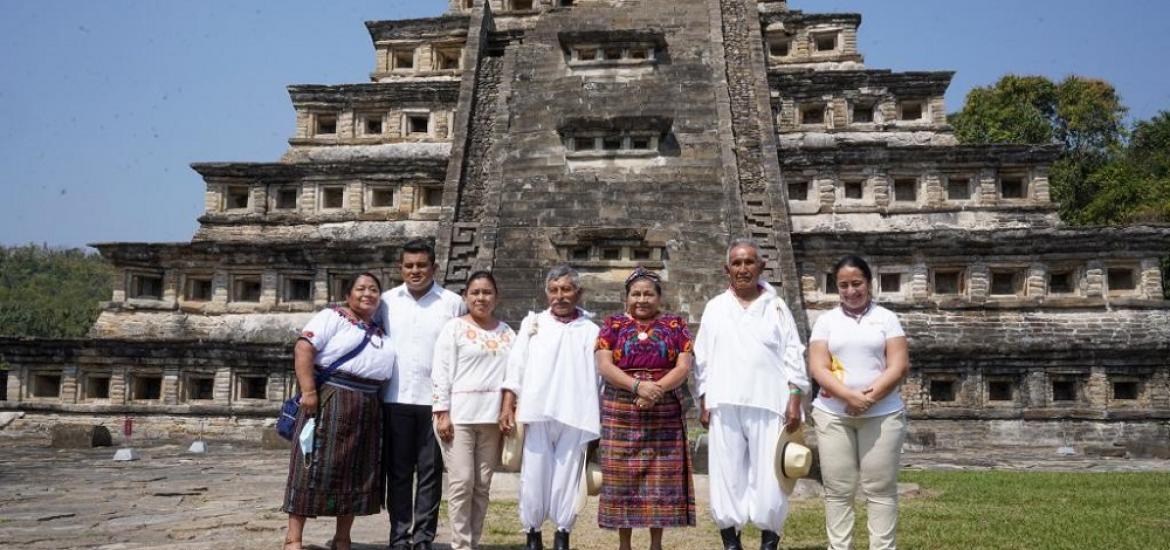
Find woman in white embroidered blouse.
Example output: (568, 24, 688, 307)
(431, 271, 516, 550)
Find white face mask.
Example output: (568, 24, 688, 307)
(298, 418, 316, 456)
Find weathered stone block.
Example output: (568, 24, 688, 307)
(261, 427, 292, 450)
(50, 424, 113, 448)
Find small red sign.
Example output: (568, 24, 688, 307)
(123, 417, 133, 438)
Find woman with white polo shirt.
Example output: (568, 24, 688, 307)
(808, 255, 909, 550)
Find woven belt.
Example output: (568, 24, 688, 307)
(313, 369, 383, 394)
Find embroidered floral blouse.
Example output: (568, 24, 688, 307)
(596, 314, 694, 377)
(431, 317, 515, 424)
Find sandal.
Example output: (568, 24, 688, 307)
(283, 538, 303, 550)
(329, 538, 352, 550)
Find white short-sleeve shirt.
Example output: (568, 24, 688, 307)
(299, 307, 396, 381)
(810, 304, 905, 418)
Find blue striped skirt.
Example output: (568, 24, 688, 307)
(282, 370, 384, 517)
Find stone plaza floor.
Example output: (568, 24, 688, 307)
(2, 437, 1167, 549)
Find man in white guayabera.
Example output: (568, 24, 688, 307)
(499, 265, 601, 550)
(693, 239, 810, 550)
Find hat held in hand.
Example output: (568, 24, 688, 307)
(774, 425, 812, 494)
(499, 422, 525, 473)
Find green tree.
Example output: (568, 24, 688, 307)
(951, 75, 1057, 145)
(1075, 112, 1170, 225)
(950, 74, 1136, 223)
(0, 245, 113, 338)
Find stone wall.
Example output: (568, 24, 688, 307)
(453, 0, 758, 323)
(90, 240, 418, 339)
(0, 338, 292, 417)
(0, 412, 273, 444)
(759, 10, 863, 71)
(192, 159, 449, 240)
(717, 0, 807, 329)
(905, 419, 1170, 456)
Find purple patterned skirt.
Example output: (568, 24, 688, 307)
(598, 371, 696, 528)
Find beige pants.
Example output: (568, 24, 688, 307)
(438, 423, 501, 550)
(812, 408, 907, 550)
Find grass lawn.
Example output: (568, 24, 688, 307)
(464, 470, 1170, 549)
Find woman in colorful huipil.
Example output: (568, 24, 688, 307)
(595, 267, 696, 550)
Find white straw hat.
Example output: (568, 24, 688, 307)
(774, 425, 812, 494)
(499, 422, 525, 473)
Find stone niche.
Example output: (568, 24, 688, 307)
(770, 70, 952, 133)
(760, 11, 863, 70)
(367, 15, 471, 81)
(799, 254, 1165, 309)
(549, 227, 671, 315)
(558, 115, 674, 164)
(903, 358, 1170, 420)
(287, 83, 459, 145)
(558, 29, 668, 76)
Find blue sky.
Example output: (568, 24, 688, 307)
(2, 0, 1168, 249)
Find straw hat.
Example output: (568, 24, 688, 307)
(773, 425, 813, 494)
(585, 456, 603, 496)
(499, 422, 525, 473)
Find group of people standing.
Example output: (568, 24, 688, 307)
(280, 238, 910, 550)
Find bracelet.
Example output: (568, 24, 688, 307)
(632, 380, 641, 395)
(788, 388, 802, 395)
(303, 389, 317, 395)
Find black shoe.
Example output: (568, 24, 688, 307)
(553, 529, 570, 550)
(411, 543, 433, 550)
(760, 530, 780, 550)
(525, 530, 543, 550)
(719, 527, 743, 550)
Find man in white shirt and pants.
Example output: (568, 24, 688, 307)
(500, 265, 600, 550)
(694, 239, 810, 550)
(381, 239, 466, 550)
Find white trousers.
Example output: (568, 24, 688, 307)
(438, 423, 501, 550)
(812, 408, 907, 550)
(518, 420, 590, 532)
(707, 405, 788, 532)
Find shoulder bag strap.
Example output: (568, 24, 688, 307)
(318, 320, 379, 383)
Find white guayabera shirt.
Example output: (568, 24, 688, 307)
(502, 308, 602, 440)
(694, 285, 810, 416)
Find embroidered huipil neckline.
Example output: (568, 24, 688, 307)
(627, 313, 661, 341)
(329, 306, 383, 337)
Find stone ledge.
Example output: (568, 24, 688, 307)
(3, 402, 279, 417)
(906, 408, 1170, 421)
(366, 15, 471, 43)
(768, 69, 954, 99)
(287, 81, 461, 107)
